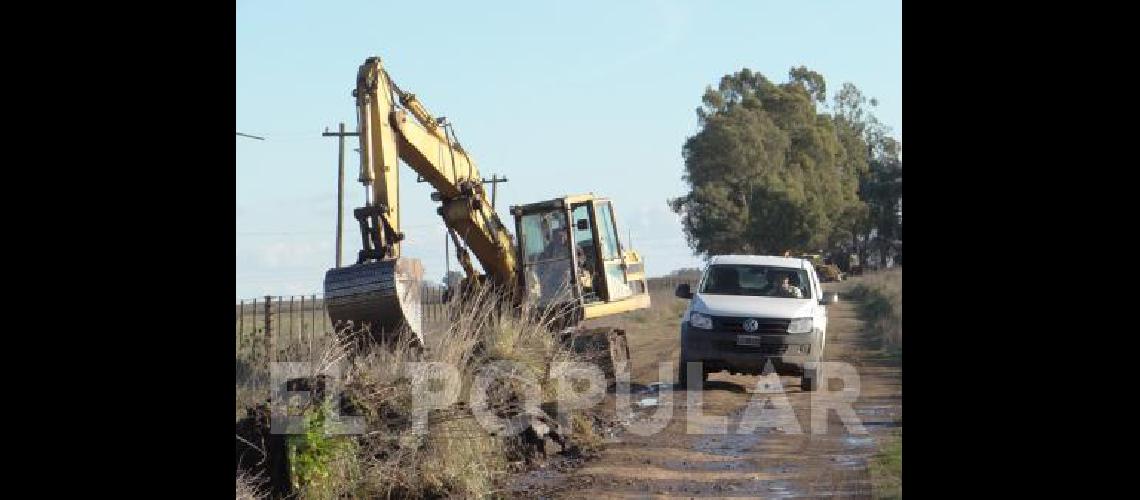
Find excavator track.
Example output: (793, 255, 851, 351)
(323, 258, 424, 344)
(563, 326, 631, 386)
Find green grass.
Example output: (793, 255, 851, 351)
(287, 403, 360, 499)
(870, 428, 902, 499)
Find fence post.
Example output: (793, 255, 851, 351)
(278, 297, 284, 356)
(264, 295, 274, 364)
(287, 296, 294, 347)
(310, 294, 317, 342)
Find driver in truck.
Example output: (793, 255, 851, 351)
(771, 273, 804, 299)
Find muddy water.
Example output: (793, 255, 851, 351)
(505, 280, 902, 499)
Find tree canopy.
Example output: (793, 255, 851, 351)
(670, 67, 900, 257)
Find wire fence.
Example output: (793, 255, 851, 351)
(235, 277, 697, 357)
(235, 284, 449, 357)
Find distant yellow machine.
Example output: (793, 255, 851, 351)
(799, 254, 845, 282)
(323, 57, 650, 349)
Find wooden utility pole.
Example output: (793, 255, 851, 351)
(323, 124, 360, 267)
(482, 174, 509, 208)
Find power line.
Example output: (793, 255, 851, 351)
(235, 234, 363, 239)
(236, 132, 265, 140)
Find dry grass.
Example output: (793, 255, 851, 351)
(849, 269, 902, 498)
(850, 268, 902, 353)
(570, 412, 603, 452)
(237, 283, 589, 499)
(236, 471, 268, 500)
(585, 289, 686, 331)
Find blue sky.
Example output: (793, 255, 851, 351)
(236, 0, 901, 299)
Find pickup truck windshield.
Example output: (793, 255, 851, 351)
(699, 264, 812, 299)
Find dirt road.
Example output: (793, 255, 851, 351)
(510, 278, 902, 498)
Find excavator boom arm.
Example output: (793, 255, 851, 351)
(354, 57, 518, 286)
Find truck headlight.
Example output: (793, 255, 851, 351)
(787, 317, 812, 334)
(689, 312, 713, 330)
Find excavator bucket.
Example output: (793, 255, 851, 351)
(323, 258, 424, 344)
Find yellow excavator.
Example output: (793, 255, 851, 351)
(323, 57, 651, 356)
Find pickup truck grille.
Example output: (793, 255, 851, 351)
(734, 343, 788, 355)
(713, 316, 791, 334)
(713, 342, 811, 355)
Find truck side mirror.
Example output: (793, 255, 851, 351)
(676, 283, 692, 299)
(819, 292, 839, 305)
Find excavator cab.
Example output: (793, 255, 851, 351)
(512, 194, 650, 320)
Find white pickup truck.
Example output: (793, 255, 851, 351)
(674, 254, 838, 391)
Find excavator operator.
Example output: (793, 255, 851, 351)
(539, 216, 591, 264)
(535, 215, 598, 297)
(539, 218, 570, 260)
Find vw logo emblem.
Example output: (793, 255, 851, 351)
(743, 318, 759, 333)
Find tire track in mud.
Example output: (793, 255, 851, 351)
(508, 281, 902, 499)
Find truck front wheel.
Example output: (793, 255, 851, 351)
(802, 360, 825, 392)
(677, 351, 707, 390)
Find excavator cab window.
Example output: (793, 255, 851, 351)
(514, 198, 640, 311)
(571, 204, 601, 303)
(595, 201, 633, 301)
(519, 211, 576, 306)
